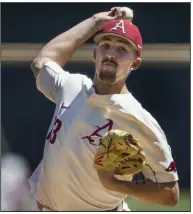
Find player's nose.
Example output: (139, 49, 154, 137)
(106, 55, 116, 61)
(105, 48, 116, 61)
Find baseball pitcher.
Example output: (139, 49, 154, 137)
(29, 6, 179, 211)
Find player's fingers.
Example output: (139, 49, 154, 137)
(121, 10, 126, 17)
(113, 8, 125, 19)
(110, 7, 120, 11)
(108, 7, 129, 20)
(108, 8, 116, 17)
(110, 7, 123, 18)
(107, 14, 120, 21)
(108, 10, 121, 20)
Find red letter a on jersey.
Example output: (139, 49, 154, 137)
(82, 119, 113, 145)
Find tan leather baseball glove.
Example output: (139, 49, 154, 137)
(94, 129, 145, 175)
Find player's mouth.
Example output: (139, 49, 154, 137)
(103, 62, 116, 67)
(102, 60, 117, 67)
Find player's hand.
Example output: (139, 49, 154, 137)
(94, 130, 145, 175)
(93, 7, 133, 30)
(110, 7, 133, 21)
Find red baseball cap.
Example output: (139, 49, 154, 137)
(94, 20, 143, 57)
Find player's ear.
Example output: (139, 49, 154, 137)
(130, 57, 142, 71)
(93, 48, 97, 62)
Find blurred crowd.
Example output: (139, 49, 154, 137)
(1, 128, 38, 211)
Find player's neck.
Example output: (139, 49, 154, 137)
(93, 79, 129, 95)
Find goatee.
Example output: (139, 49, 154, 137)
(99, 68, 116, 83)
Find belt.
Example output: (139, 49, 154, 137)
(37, 201, 120, 211)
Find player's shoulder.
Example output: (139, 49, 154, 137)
(118, 93, 167, 140)
(43, 60, 93, 87)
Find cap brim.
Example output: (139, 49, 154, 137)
(94, 32, 137, 51)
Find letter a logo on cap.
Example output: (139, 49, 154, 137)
(110, 20, 126, 34)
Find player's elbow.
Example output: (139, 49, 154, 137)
(162, 189, 179, 207)
(166, 193, 178, 207)
(158, 180, 179, 207)
(169, 197, 179, 207)
(30, 57, 41, 79)
(30, 57, 51, 79)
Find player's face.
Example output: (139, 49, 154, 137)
(95, 35, 137, 83)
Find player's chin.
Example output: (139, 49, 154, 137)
(99, 75, 116, 84)
(100, 77, 116, 84)
(99, 69, 117, 83)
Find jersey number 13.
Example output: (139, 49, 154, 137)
(46, 118, 62, 144)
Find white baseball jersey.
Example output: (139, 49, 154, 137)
(29, 61, 178, 211)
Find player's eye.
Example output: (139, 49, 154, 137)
(102, 43, 110, 49)
(119, 47, 127, 52)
